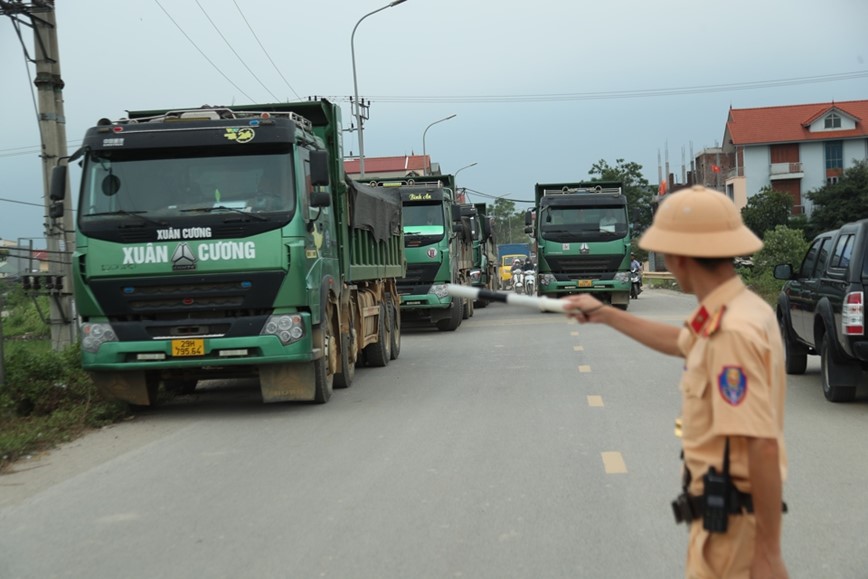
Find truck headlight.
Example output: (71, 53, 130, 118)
(540, 274, 556, 286)
(81, 322, 118, 353)
(469, 269, 482, 283)
(614, 272, 630, 283)
(262, 314, 305, 345)
(431, 283, 450, 298)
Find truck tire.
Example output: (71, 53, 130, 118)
(463, 295, 474, 319)
(437, 298, 463, 332)
(364, 304, 390, 367)
(333, 329, 355, 389)
(779, 315, 807, 375)
(820, 337, 859, 403)
(389, 298, 401, 360)
(313, 305, 335, 404)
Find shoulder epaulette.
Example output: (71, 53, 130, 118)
(702, 306, 727, 337)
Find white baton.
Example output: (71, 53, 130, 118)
(445, 284, 569, 314)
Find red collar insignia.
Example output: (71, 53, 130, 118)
(690, 306, 709, 334)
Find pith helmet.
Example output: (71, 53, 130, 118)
(639, 185, 763, 257)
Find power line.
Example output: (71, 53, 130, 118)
(366, 70, 868, 104)
(232, 0, 301, 101)
(153, 0, 255, 103)
(0, 196, 44, 208)
(464, 188, 533, 204)
(194, 0, 279, 102)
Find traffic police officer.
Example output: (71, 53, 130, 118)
(563, 185, 789, 579)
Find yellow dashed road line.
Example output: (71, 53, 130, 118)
(570, 331, 579, 336)
(587, 395, 603, 407)
(578, 365, 591, 373)
(573, 345, 584, 352)
(601, 451, 627, 474)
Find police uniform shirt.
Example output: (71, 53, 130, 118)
(676, 275, 788, 496)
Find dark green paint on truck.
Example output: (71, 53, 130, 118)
(54, 99, 404, 406)
(528, 181, 632, 309)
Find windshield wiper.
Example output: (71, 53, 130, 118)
(181, 205, 269, 222)
(86, 210, 168, 228)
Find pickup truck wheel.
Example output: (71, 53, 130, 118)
(437, 298, 463, 331)
(779, 315, 807, 375)
(820, 338, 858, 403)
(363, 304, 390, 367)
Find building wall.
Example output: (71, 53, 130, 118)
(743, 146, 770, 197)
(843, 139, 868, 168)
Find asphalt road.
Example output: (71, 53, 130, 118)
(2, 289, 867, 578)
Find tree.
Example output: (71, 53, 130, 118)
(807, 160, 868, 234)
(490, 197, 529, 244)
(588, 158, 655, 235)
(741, 186, 792, 239)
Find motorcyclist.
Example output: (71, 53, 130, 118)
(511, 258, 523, 289)
(522, 257, 535, 272)
(630, 253, 643, 293)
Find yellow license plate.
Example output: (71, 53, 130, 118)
(172, 339, 204, 357)
(577, 280, 593, 288)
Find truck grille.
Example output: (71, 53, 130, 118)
(397, 263, 440, 294)
(544, 254, 623, 281)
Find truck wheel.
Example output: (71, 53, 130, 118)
(313, 307, 335, 404)
(779, 315, 807, 375)
(333, 329, 355, 389)
(389, 299, 401, 360)
(437, 298, 463, 331)
(463, 295, 474, 319)
(363, 304, 390, 367)
(820, 337, 859, 403)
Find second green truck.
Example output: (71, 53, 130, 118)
(526, 181, 633, 308)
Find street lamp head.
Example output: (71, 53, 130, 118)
(389, 0, 408, 5)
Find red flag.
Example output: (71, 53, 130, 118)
(658, 180, 668, 195)
(711, 164, 721, 173)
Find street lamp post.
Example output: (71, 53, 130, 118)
(422, 114, 456, 175)
(454, 162, 477, 179)
(351, 0, 408, 179)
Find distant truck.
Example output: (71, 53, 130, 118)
(365, 175, 473, 330)
(526, 181, 631, 308)
(463, 203, 498, 306)
(497, 242, 531, 285)
(52, 99, 404, 406)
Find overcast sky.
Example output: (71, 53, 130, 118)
(2, 0, 867, 246)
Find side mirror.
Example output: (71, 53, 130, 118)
(49, 202, 64, 219)
(310, 190, 331, 208)
(482, 217, 492, 239)
(310, 151, 330, 187)
(524, 210, 532, 226)
(451, 204, 462, 222)
(524, 225, 533, 234)
(773, 264, 793, 280)
(50, 165, 67, 201)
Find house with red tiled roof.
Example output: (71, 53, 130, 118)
(721, 99, 868, 215)
(344, 155, 441, 181)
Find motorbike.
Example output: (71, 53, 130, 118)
(512, 269, 524, 294)
(523, 269, 536, 296)
(630, 267, 642, 299)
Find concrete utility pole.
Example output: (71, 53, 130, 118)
(35, 5, 75, 350)
(3, 1, 76, 349)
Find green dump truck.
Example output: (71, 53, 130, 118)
(51, 99, 404, 405)
(365, 175, 473, 330)
(527, 181, 632, 308)
(463, 202, 498, 307)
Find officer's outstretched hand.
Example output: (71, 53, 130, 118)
(562, 294, 607, 324)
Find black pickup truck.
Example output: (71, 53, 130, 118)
(774, 219, 868, 402)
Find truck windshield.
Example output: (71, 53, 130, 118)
(539, 205, 628, 241)
(403, 202, 444, 232)
(79, 151, 295, 221)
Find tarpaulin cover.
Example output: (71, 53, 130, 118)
(348, 178, 402, 242)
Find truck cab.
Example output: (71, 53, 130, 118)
(530, 182, 632, 308)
